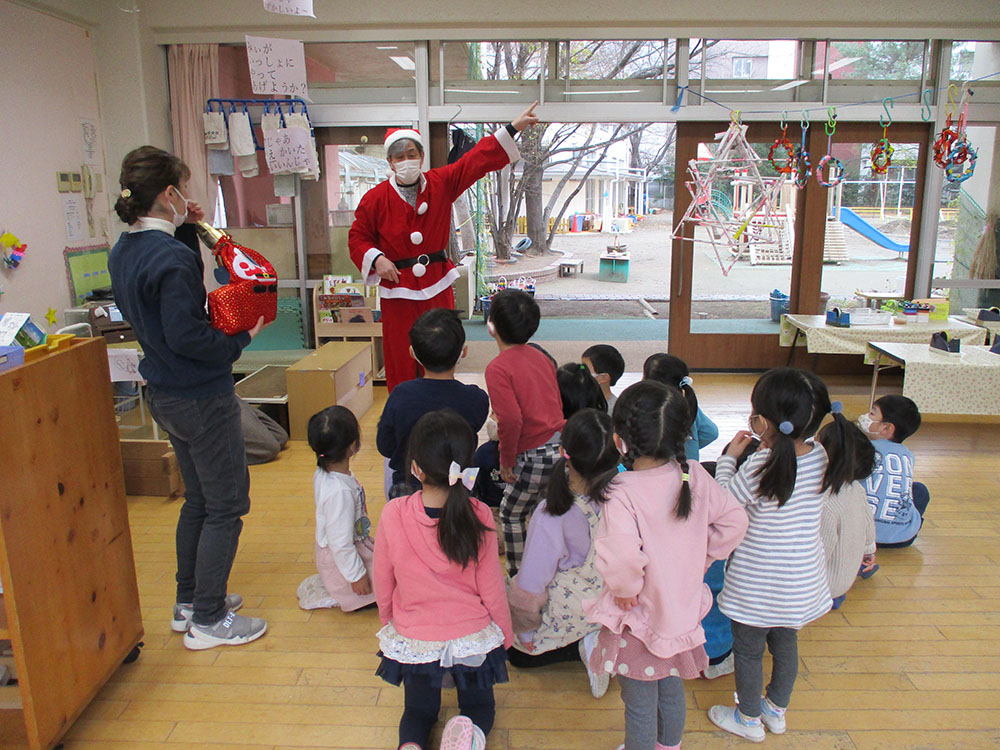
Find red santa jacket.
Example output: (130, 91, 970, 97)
(348, 127, 519, 301)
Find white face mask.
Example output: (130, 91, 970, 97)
(857, 413, 874, 433)
(393, 159, 422, 185)
(169, 187, 189, 228)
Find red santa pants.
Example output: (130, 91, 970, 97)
(380, 287, 455, 392)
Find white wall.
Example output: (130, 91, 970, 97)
(0, 1, 110, 328)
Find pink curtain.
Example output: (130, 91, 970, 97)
(168, 44, 219, 225)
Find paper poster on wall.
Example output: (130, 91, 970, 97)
(263, 0, 315, 17)
(80, 118, 100, 166)
(64, 244, 111, 305)
(107, 348, 142, 382)
(63, 194, 87, 243)
(264, 127, 316, 174)
(245, 35, 310, 100)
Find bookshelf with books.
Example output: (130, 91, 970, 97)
(312, 282, 384, 381)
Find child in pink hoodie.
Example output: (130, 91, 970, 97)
(374, 409, 513, 750)
(585, 381, 749, 750)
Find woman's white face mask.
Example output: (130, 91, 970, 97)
(392, 159, 422, 185)
(169, 187, 189, 227)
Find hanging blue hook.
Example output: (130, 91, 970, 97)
(780, 110, 788, 130)
(879, 98, 894, 128)
(920, 88, 933, 122)
(801, 109, 810, 130)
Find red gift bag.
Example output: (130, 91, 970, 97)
(197, 223, 278, 335)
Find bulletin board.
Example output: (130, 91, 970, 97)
(63, 243, 110, 305)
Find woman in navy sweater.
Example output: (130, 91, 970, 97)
(108, 146, 267, 650)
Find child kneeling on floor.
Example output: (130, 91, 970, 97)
(297, 405, 376, 612)
(374, 409, 513, 750)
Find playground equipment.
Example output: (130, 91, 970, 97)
(839, 207, 910, 255)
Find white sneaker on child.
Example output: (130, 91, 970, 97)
(760, 696, 787, 734)
(579, 631, 610, 699)
(708, 704, 765, 742)
(702, 651, 735, 679)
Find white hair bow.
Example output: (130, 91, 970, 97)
(448, 461, 479, 491)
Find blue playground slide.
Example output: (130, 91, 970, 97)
(838, 207, 910, 254)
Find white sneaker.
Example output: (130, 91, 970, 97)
(703, 651, 735, 679)
(579, 632, 610, 699)
(183, 610, 267, 650)
(760, 696, 787, 734)
(708, 704, 765, 742)
(171, 593, 243, 632)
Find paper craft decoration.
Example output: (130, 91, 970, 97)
(826, 308, 851, 328)
(107, 348, 142, 382)
(1, 231, 26, 269)
(264, 127, 315, 175)
(263, 0, 315, 16)
(672, 121, 788, 276)
(195, 223, 278, 335)
(245, 35, 310, 100)
(929, 331, 961, 354)
(63, 244, 111, 305)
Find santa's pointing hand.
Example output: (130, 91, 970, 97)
(512, 101, 540, 132)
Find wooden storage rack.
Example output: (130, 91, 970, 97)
(0, 338, 143, 749)
(312, 285, 385, 381)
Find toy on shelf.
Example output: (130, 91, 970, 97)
(816, 108, 845, 188)
(672, 112, 789, 276)
(870, 99, 895, 175)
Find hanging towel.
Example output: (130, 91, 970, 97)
(228, 111, 256, 157)
(237, 153, 259, 178)
(204, 111, 228, 149)
(208, 148, 235, 176)
(273, 173, 297, 196)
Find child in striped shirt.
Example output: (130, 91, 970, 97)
(709, 368, 845, 742)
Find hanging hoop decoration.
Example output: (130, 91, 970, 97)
(769, 121, 795, 175)
(871, 138, 894, 174)
(933, 116, 959, 168)
(944, 137, 977, 183)
(816, 108, 844, 188)
(0, 231, 26, 270)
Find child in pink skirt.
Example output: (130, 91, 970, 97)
(585, 381, 748, 750)
(297, 405, 375, 612)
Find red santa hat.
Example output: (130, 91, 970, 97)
(384, 127, 422, 153)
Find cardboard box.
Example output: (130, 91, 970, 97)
(0, 345, 24, 373)
(286, 341, 373, 440)
(120, 439, 185, 498)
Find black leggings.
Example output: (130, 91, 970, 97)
(399, 679, 495, 748)
(506, 641, 580, 668)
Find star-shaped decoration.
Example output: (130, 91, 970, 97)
(45, 307, 58, 326)
(673, 122, 789, 276)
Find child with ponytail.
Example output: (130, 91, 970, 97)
(373, 409, 513, 750)
(507, 408, 620, 698)
(586, 382, 749, 750)
(709, 368, 841, 742)
(642, 353, 719, 460)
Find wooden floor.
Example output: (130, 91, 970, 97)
(58, 373, 1000, 750)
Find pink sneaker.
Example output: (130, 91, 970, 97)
(440, 715, 481, 750)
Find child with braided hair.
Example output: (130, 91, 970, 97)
(584, 381, 749, 750)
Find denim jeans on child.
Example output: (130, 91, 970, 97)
(146, 386, 250, 626)
(731, 621, 799, 717)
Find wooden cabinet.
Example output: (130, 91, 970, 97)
(312, 285, 385, 380)
(0, 338, 143, 749)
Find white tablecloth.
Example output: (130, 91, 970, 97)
(780, 314, 988, 363)
(868, 343, 1000, 416)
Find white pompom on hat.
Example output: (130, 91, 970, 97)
(384, 127, 422, 152)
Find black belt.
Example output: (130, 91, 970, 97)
(394, 250, 448, 270)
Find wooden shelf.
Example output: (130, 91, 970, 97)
(0, 595, 8, 639)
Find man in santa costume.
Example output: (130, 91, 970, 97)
(348, 102, 539, 391)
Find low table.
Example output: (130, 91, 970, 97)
(559, 259, 585, 277)
(867, 342, 1000, 416)
(780, 314, 988, 365)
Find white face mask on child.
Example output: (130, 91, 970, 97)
(857, 413, 874, 433)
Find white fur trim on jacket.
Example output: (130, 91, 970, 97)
(361, 247, 383, 286)
(494, 126, 521, 163)
(378, 267, 461, 301)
